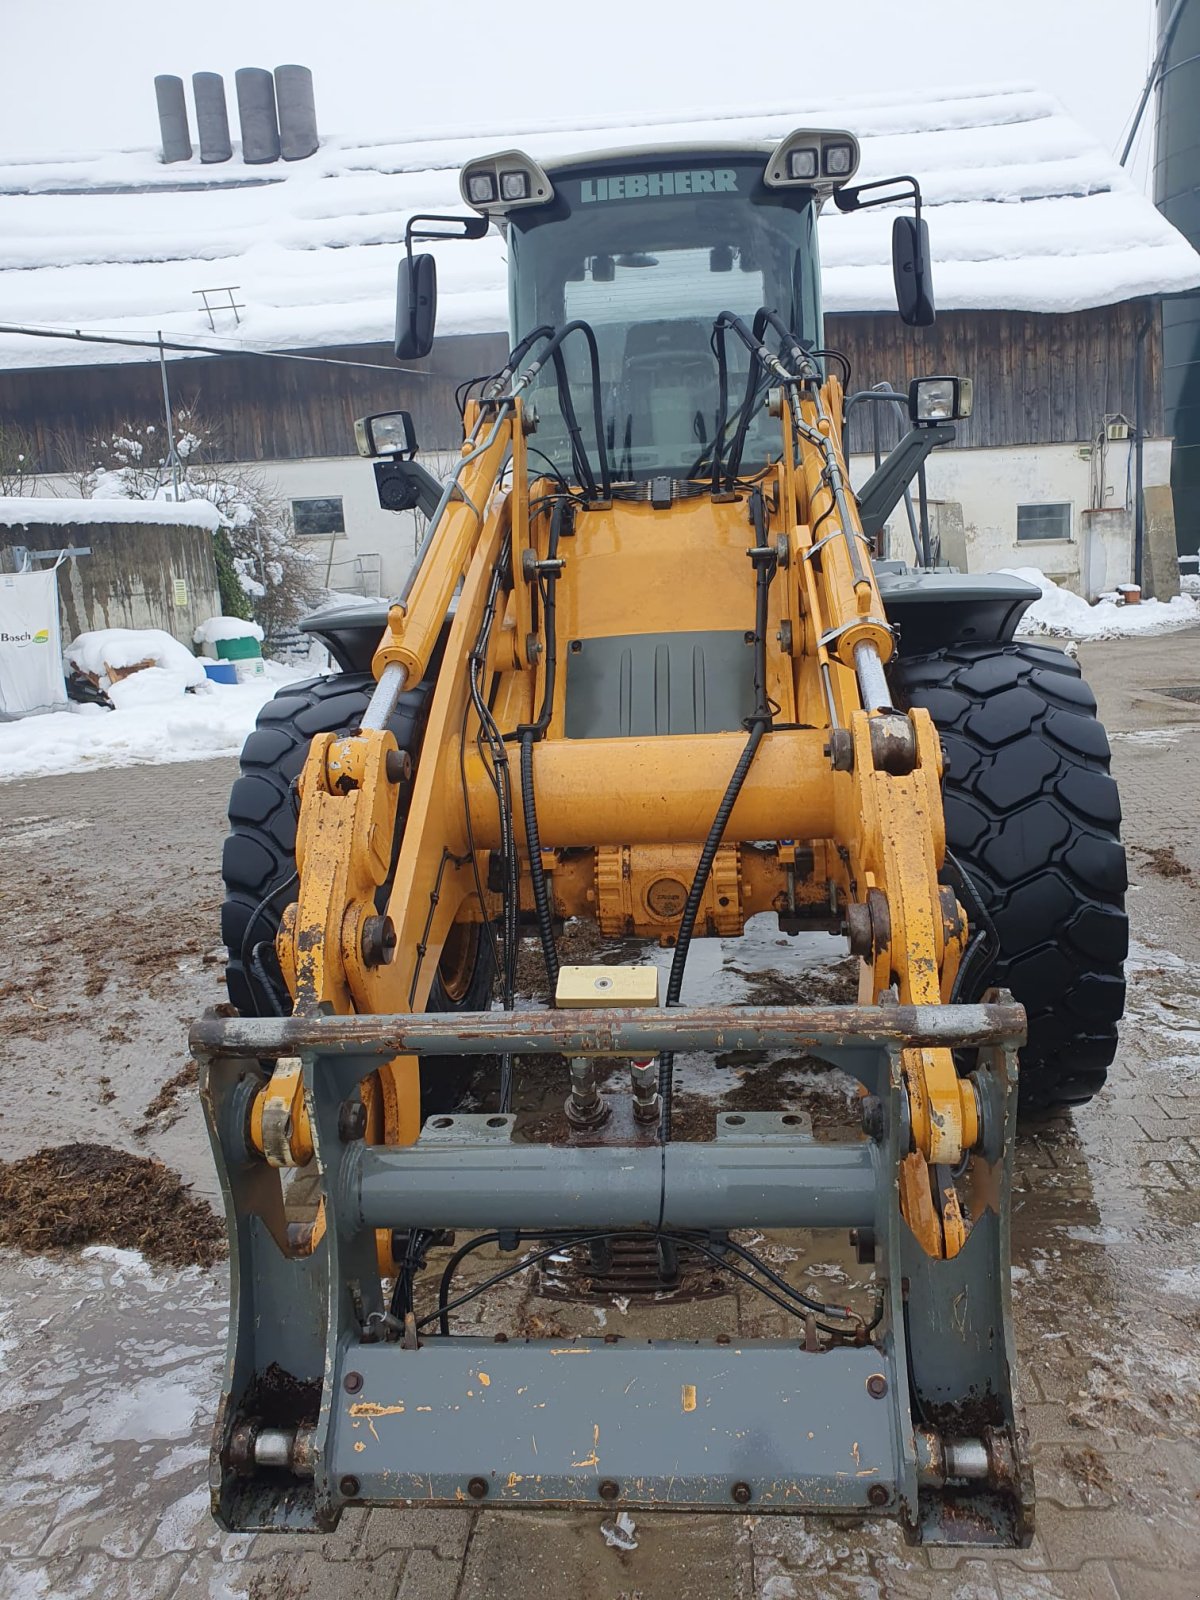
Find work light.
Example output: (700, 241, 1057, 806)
(788, 147, 819, 181)
(909, 376, 974, 424)
(823, 142, 854, 177)
(466, 172, 497, 205)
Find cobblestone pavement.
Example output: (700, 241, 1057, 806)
(1, 634, 1199, 1598)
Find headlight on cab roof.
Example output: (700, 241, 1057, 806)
(766, 128, 860, 190)
(909, 376, 973, 424)
(460, 150, 553, 214)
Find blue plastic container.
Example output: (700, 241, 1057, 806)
(204, 661, 239, 686)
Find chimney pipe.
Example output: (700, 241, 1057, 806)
(192, 72, 233, 163)
(235, 67, 281, 164)
(274, 65, 318, 161)
(154, 74, 192, 163)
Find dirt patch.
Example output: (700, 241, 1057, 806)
(1137, 843, 1192, 879)
(1062, 1446, 1113, 1499)
(723, 957, 859, 1007)
(512, 922, 642, 1000)
(137, 1058, 199, 1136)
(0, 1143, 225, 1269)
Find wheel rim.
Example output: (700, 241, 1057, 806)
(437, 923, 479, 1005)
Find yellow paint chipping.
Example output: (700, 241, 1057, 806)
(682, 1384, 697, 1413)
(571, 1423, 601, 1469)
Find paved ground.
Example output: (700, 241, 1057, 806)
(2, 632, 1200, 1598)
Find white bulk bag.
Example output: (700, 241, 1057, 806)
(0, 567, 67, 717)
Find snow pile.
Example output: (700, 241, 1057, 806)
(1002, 567, 1200, 640)
(0, 494, 222, 530)
(64, 627, 208, 689)
(0, 660, 309, 783)
(1, 83, 1198, 372)
(193, 615, 265, 647)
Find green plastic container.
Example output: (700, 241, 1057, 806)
(214, 635, 263, 662)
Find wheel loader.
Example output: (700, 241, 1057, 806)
(192, 127, 1126, 1546)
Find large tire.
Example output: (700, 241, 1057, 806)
(220, 672, 494, 1117)
(894, 641, 1127, 1110)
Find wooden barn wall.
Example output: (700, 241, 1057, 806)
(0, 333, 509, 473)
(0, 305, 1162, 472)
(834, 302, 1163, 456)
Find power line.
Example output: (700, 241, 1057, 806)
(0, 319, 438, 377)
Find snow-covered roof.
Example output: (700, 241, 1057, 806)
(0, 495, 222, 530)
(1, 81, 1197, 372)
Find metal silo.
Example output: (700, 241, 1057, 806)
(1155, 0, 1200, 550)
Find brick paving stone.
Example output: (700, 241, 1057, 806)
(243, 1512, 367, 1565)
(460, 1508, 754, 1598)
(395, 1547, 462, 1599)
(994, 1561, 1123, 1600)
(1032, 1505, 1174, 1571)
(60, 1551, 193, 1599)
(247, 1548, 410, 1600)
(359, 1506, 475, 1561)
(1109, 1564, 1199, 1600)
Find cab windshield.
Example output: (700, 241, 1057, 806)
(507, 154, 821, 484)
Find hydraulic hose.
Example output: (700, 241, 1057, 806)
(516, 498, 569, 994)
(520, 734, 558, 992)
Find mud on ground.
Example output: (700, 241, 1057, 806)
(0, 1142, 225, 1268)
(1, 633, 1200, 1598)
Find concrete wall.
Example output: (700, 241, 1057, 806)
(849, 437, 1175, 597)
(0, 518, 221, 646)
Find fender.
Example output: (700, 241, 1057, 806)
(878, 569, 1040, 658)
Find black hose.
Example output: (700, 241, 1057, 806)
(515, 497, 569, 994)
(520, 734, 558, 993)
(519, 320, 611, 501)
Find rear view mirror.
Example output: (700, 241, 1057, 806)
(892, 216, 935, 327)
(395, 253, 437, 360)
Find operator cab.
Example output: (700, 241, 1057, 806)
(495, 148, 825, 483)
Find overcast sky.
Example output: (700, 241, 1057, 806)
(0, 0, 1161, 186)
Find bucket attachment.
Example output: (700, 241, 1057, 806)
(192, 997, 1032, 1546)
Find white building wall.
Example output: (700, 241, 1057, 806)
(35, 435, 1176, 605)
(850, 437, 1174, 597)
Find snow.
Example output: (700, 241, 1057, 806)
(64, 627, 207, 688)
(1003, 567, 1200, 640)
(193, 615, 264, 646)
(0, 660, 309, 783)
(0, 82, 1196, 372)
(0, 495, 222, 530)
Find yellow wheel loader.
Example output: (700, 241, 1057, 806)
(192, 128, 1126, 1545)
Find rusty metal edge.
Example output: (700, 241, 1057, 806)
(190, 1001, 1026, 1061)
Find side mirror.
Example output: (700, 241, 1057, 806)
(892, 216, 935, 327)
(395, 253, 437, 360)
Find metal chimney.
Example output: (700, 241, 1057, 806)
(274, 64, 318, 161)
(193, 72, 233, 163)
(235, 67, 281, 164)
(154, 74, 192, 163)
(1154, 0, 1200, 551)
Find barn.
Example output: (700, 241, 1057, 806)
(1, 81, 1198, 598)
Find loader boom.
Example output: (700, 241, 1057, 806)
(195, 127, 1037, 1546)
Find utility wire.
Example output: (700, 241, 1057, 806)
(0, 318, 437, 377)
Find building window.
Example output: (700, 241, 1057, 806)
(1016, 502, 1072, 542)
(292, 496, 345, 537)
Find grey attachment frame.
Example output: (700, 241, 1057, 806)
(192, 998, 1032, 1547)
